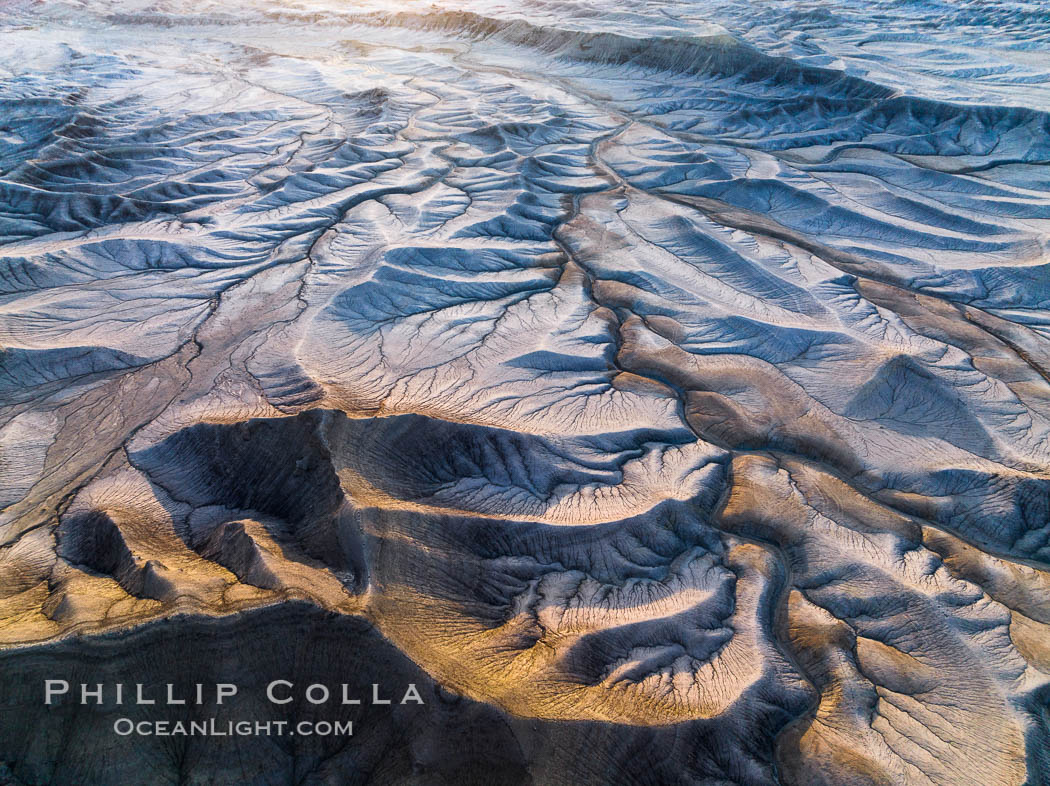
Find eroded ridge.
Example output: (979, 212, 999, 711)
(1, 1, 1049, 783)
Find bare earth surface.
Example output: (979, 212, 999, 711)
(1, 0, 1050, 783)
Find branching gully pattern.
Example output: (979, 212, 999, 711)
(1, 0, 1049, 783)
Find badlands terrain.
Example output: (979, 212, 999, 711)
(1, 0, 1050, 783)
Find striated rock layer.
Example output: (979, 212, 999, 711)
(1, 0, 1049, 783)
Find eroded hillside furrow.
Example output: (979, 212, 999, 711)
(1, 1, 1050, 784)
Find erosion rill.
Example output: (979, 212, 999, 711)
(1, 1, 1049, 784)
